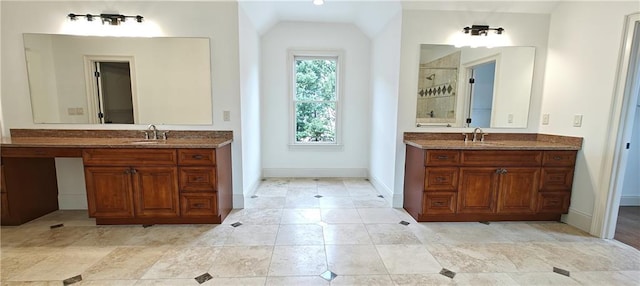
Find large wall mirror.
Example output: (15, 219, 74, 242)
(23, 34, 213, 125)
(416, 44, 535, 128)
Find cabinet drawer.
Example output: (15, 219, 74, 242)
(178, 149, 216, 166)
(425, 167, 458, 191)
(461, 150, 542, 167)
(540, 168, 574, 192)
(425, 150, 460, 166)
(422, 192, 457, 215)
(181, 193, 217, 217)
(179, 167, 216, 192)
(83, 149, 177, 166)
(537, 192, 570, 213)
(542, 151, 577, 166)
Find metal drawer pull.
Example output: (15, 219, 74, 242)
(436, 155, 449, 160)
(553, 156, 562, 160)
(495, 168, 508, 174)
(435, 177, 446, 182)
(192, 155, 204, 159)
(194, 177, 204, 182)
(433, 201, 445, 206)
(193, 203, 205, 208)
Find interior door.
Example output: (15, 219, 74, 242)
(96, 62, 135, 124)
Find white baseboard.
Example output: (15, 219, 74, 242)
(58, 194, 88, 210)
(244, 177, 261, 197)
(233, 194, 245, 209)
(368, 175, 393, 207)
(620, 195, 640, 206)
(262, 168, 368, 178)
(561, 208, 593, 233)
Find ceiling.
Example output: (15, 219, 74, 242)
(238, 0, 564, 37)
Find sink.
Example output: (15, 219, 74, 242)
(468, 141, 504, 146)
(126, 140, 164, 145)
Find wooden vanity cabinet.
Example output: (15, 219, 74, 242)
(83, 149, 180, 220)
(404, 145, 577, 222)
(82, 146, 232, 225)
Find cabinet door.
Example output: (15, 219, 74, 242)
(497, 168, 540, 214)
(132, 167, 180, 218)
(458, 168, 498, 214)
(85, 167, 135, 218)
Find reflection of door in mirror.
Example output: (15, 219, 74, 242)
(468, 61, 496, 128)
(95, 62, 134, 124)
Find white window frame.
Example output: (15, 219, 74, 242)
(288, 49, 344, 147)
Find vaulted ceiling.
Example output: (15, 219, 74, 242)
(238, 0, 563, 37)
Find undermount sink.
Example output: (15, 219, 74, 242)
(468, 141, 504, 146)
(127, 140, 164, 145)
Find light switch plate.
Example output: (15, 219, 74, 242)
(573, 114, 583, 127)
(542, 114, 550, 125)
(508, 114, 514, 123)
(223, 111, 230, 121)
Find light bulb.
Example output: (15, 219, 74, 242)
(313, 0, 324, 6)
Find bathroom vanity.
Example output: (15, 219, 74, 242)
(403, 132, 582, 222)
(0, 129, 233, 226)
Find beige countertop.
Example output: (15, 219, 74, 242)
(404, 139, 581, 150)
(0, 129, 233, 149)
(1, 137, 232, 149)
(403, 132, 582, 150)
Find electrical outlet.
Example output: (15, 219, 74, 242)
(75, 107, 84, 115)
(67, 108, 76, 115)
(223, 111, 230, 121)
(573, 114, 583, 127)
(542, 114, 550, 125)
(508, 114, 514, 123)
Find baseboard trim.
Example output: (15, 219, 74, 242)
(244, 177, 261, 197)
(368, 175, 393, 207)
(561, 208, 593, 233)
(58, 194, 88, 210)
(262, 168, 368, 178)
(233, 194, 245, 209)
(620, 195, 640, 206)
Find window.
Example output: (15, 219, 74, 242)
(291, 52, 341, 145)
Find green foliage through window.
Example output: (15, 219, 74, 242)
(294, 57, 337, 143)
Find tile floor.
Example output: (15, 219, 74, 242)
(1, 178, 639, 285)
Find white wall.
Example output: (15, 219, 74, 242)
(539, 2, 639, 231)
(1, 1, 245, 208)
(260, 22, 371, 177)
(621, 104, 640, 206)
(391, 10, 550, 206)
(238, 6, 262, 199)
(369, 12, 402, 203)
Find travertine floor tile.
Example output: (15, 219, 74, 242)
(323, 224, 372, 245)
(268, 245, 327, 276)
(2, 178, 639, 286)
(208, 246, 273, 277)
(326, 245, 387, 275)
(376, 244, 441, 274)
(82, 246, 168, 280)
(264, 276, 328, 286)
(275, 224, 324, 245)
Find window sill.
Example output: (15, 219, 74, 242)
(288, 143, 343, 150)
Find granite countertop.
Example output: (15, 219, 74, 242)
(403, 132, 582, 150)
(0, 129, 233, 149)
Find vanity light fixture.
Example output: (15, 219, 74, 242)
(313, 0, 325, 6)
(68, 13, 144, 26)
(463, 25, 504, 36)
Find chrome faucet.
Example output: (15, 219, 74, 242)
(147, 124, 158, 140)
(472, 127, 485, 142)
